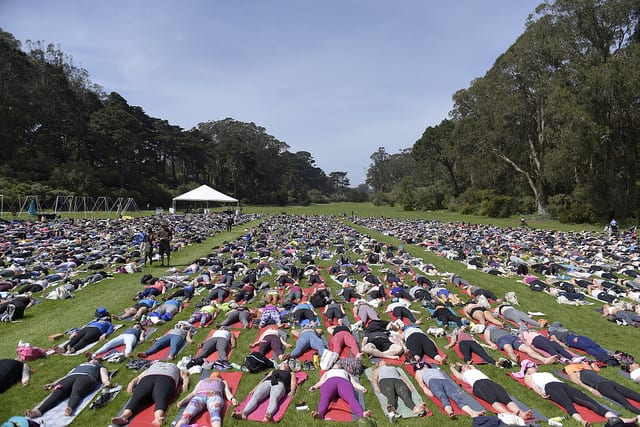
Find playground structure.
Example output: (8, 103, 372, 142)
(3, 195, 140, 218)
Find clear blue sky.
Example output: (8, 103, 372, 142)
(2, 1, 540, 186)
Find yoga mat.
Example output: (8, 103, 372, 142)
(32, 370, 117, 427)
(235, 371, 307, 422)
(60, 324, 124, 356)
(363, 366, 426, 418)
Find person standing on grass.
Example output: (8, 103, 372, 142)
(157, 223, 173, 267)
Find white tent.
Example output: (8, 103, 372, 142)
(172, 185, 238, 212)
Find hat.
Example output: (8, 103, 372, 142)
(512, 359, 537, 378)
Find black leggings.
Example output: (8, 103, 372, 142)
(406, 334, 438, 359)
(458, 340, 496, 364)
(433, 308, 463, 326)
(294, 308, 316, 322)
(325, 307, 343, 321)
(67, 326, 102, 351)
(473, 379, 511, 405)
(258, 335, 284, 358)
(126, 375, 176, 415)
(583, 372, 640, 414)
(393, 306, 417, 323)
(531, 336, 573, 359)
(379, 378, 416, 410)
(38, 374, 98, 413)
(545, 382, 608, 416)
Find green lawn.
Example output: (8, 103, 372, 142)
(0, 207, 637, 427)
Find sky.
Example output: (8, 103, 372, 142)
(2, 0, 540, 186)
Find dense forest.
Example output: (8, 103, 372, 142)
(366, 0, 640, 223)
(2, 0, 640, 222)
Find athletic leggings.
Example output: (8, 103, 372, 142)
(406, 334, 438, 360)
(531, 336, 573, 359)
(581, 371, 640, 414)
(183, 393, 224, 423)
(243, 381, 285, 417)
(317, 377, 364, 418)
(502, 308, 540, 327)
(392, 306, 417, 323)
(330, 331, 360, 356)
(379, 378, 416, 410)
(144, 334, 185, 358)
(433, 308, 463, 327)
(220, 310, 251, 327)
(67, 326, 102, 351)
(195, 337, 230, 361)
(258, 335, 284, 358)
(472, 379, 511, 405)
(38, 374, 99, 413)
(544, 382, 608, 416)
(126, 375, 176, 415)
(293, 308, 316, 323)
(325, 306, 343, 322)
(458, 340, 496, 364)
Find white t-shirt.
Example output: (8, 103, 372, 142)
(462, 368, 489, 386)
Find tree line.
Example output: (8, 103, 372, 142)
(3, 0, 639, 223)
(365, 0, 640, 223)
(0, 29, 369, 210)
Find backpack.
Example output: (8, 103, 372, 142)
(16, 341, 46, 361)
(242, 352, 273, 373)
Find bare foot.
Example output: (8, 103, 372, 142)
(152, 416, 165, 425)
(63, 407, 72, 416)
(363, 410, 372, 417)
(311, 411, 321, 419)
(25, 409, 41, 418)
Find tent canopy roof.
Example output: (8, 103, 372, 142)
(172, 185, 238, 203)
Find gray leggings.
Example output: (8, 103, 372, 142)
(242, 381, 285, 416)
(502, 308, 540, 327)
(195, 337, 229, 361)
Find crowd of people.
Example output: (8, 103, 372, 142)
(0, 212, 639, 427)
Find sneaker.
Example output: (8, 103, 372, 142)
(295, 359, 302, 372)
(571, 356, 586, 363)
(288, 358, 296, 371)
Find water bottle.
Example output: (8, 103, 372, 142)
(230, 362, 242, 370)
(313, 354, 320, 369)
(548, 416, 565, 427)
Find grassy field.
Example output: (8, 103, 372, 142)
(0, 205, 637, 427)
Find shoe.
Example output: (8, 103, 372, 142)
(295, 359, 302, 372)
(303, 361, 311, 371)
(571, 356, 586, 363)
